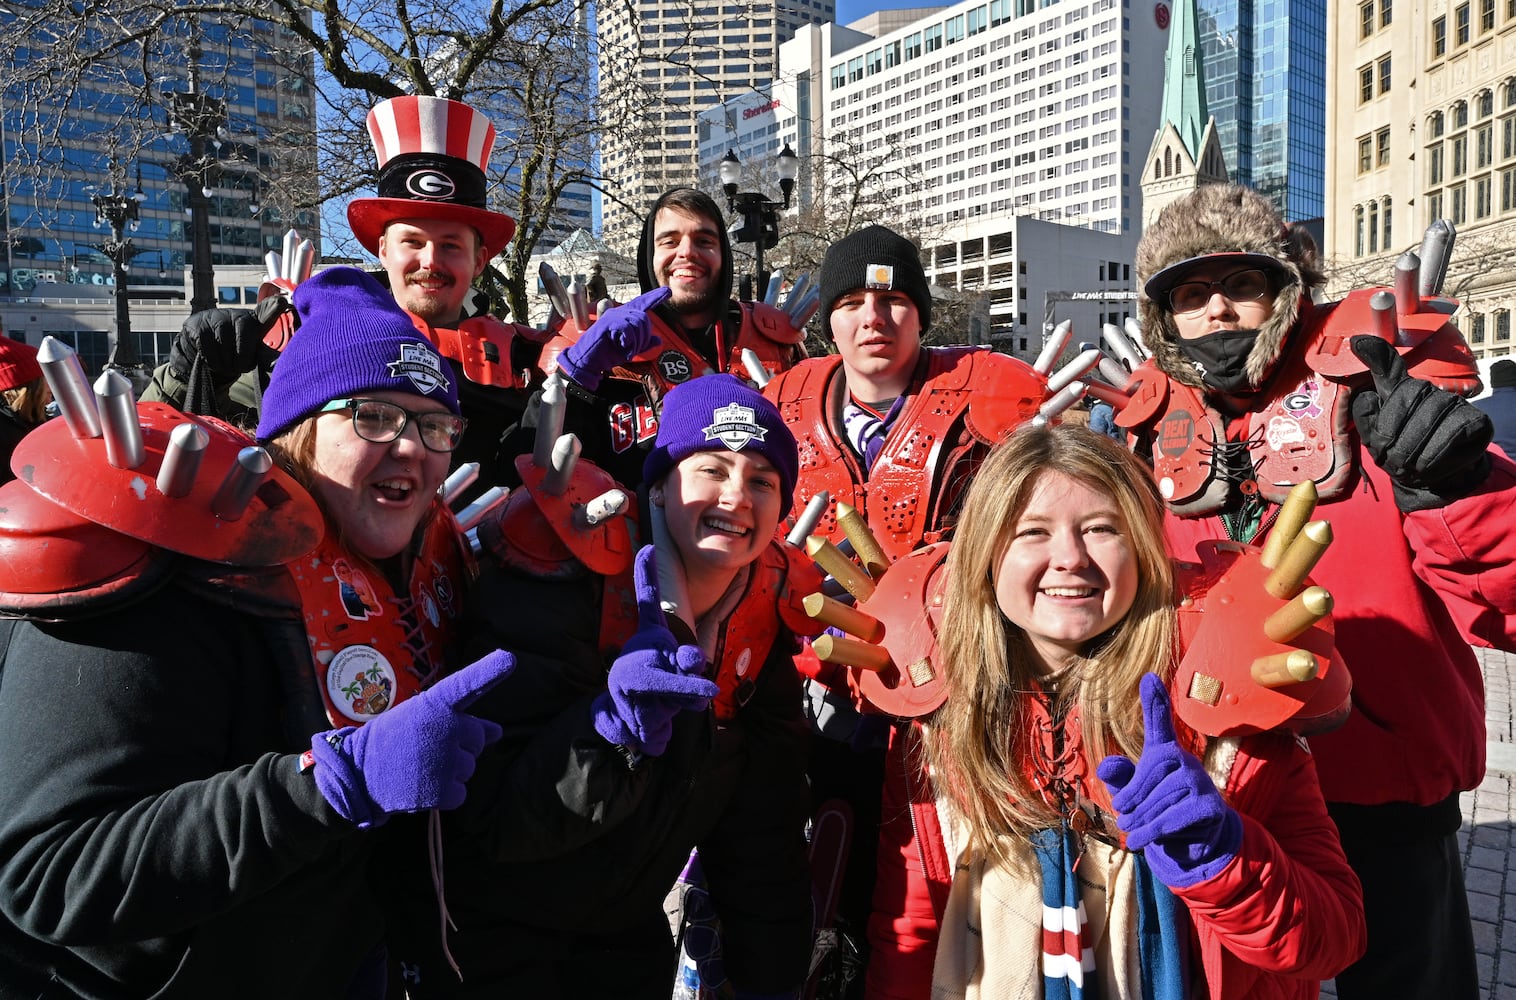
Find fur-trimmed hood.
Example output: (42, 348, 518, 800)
(1136, 184, 1324, 391)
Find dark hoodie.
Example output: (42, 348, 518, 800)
(636, 186, 738, 372)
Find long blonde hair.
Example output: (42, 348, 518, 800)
(925, 424, 1176, 864)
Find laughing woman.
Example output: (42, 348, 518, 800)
(867, 424, 1366, 1000)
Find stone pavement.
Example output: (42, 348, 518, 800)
(1320, 645, 1516, 1000)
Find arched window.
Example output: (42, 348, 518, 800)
(1453, 100, 1469, 128)
(1429, 110, 1445, 138)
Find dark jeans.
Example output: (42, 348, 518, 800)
(1328, 795, 1479, 1000)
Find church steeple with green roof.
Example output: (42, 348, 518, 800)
(1140, 0, 1229, 227)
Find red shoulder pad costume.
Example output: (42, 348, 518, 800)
(1117, 288, 1481, 514)
(768, 347, 1050, 561)
(419, 313, 553, 391)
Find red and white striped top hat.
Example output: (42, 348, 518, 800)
(347, 96, 517, 258)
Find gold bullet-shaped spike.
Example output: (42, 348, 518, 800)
(806, 536, 877, 602)
(813, 633, 894, 673)
(836, 502, 890, 579)
(1251, 649, 1319, 688)
(802, 592, 886, 644)
(1263, 586, 1335, 643)
(1260, 480, 1318, 569)
(1264, 520, 1333, 599)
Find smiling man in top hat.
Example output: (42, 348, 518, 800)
(148, 96, 547, 491)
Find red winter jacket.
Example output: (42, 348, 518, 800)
(865, 723, 1366, 999)
(1164, 449, 1516, 807)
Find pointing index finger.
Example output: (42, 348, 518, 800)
(633, 544, 666, 630)
(429, 649, 517, 710)
(633, 285, 673, 311)
(1138, 672, 1179, 747)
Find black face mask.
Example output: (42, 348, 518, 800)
(1175, 327, 1262, 395)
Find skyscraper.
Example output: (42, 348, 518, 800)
(1191, 0, 1327, 221)
(595, 0, 835, 252)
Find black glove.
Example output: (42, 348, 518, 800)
(1349, 335, 1493, 512)
(170, 298, 290, 416)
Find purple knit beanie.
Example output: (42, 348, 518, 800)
(256, 266, 461, 440)
(643, 374, 798, 504)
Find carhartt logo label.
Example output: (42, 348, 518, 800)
(703, 403, 768, 452)
(388, 342, 451, 395)
(864, 264, 895, 290)
(405, 169, 456, 200)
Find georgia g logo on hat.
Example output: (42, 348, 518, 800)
(703, 402, 769, 452)
(865, 264, 896, 290)
(388, 342, 452, 396)
(405, 169, 457, 200)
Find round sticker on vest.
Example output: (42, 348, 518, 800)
(327, 645, 399, 722)
(657, 350, 694, 384)
(735, 647, 753, 677)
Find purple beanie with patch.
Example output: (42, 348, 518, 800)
(643, 374, 798, 505)
(256, 266, 461, 441)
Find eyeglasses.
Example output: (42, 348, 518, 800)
(320, 398, 467, 453)
(1166, 268, 1274, 315)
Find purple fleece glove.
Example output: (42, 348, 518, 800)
(558, 285, 671, 391)
(592, 545, 719, 757)
(1096, 673, 1242, 889)
(311, 650, 514, 828)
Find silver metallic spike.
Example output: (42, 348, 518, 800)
(1370, 290, 1398, 343)
(763, 269, 785, 305)
(1033, 320, 1074, 374)
(211, 446, 273, 521)
(1122, 317, 1150, 359)
(156, 421, 209, 497)
(576, 488, 628, 528)
(741, 349, 771, 387)
(38, 337, 101, 439)
(567, 278, 591, 330)
(264, 251, 283, 284)
(281, 229, 300, 275)
(454, 486, 509, 532)
(542, 434, 581, 496)
(787, 490, 831, 548)
(1097, 355, 1132, 392)
(539, 262, 571, 319)
(1033, 382, 1088, 426)
(1046, 348, 1103, 395)
(1417, 220, 1456, 297)
(534, 371, 567, 469)
(293, 239, 316, 284)
(788, 288, 821, 329)
(1103, 322, 1144, 372)
(1394, 252, 1421, 317)
(440, 462, 481, 506)
(95, 370, 145, 469)
(786, 272, 811, 311)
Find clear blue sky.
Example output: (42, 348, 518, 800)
(834, 0, 941, 26)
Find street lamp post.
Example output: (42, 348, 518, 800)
(91, 161, 149, 389)
(719, 143, 799, 299)
(167, 39, 227, 314)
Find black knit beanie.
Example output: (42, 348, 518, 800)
(819, 224, 932, 337)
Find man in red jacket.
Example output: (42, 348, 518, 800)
(1122, 183, 1516, 1000)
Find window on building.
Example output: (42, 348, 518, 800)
(1355, 205, 1366, 255)
(1361, 0, 1376, 36)
(1478, 123, 1494, 167)
(1454, 133, 1469, 174)
(1457, 2, 1471, 42)
(1359, 135, 1374, 172)
(1479, 90, 1495, 118)
(1497, 310, 1511, 341)
(1431, 110, 1446, 137)
(1433, 16, 1447, 54)
(1378, 55, 1392, 94)
(1360, 65, 1375, 103)
(1381, 0, 1393, 24)
(1368, 201, 1380, 252)
(1383, 198, 1393, 246)
(1472, 313, 1486, 344)
(1377, 126, 1392, 166)
(1452, 183, 1468, 223)
(1477, 174, 1493, 217)
(1482, 0, 1496, 30)
(1507, 80, 1516, 108)
(1454, 101, 1470, 128)
(1429, 190, 1444, 222)
(1430, 143, 1445, 184)
(1504, 165, 1516, 211)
